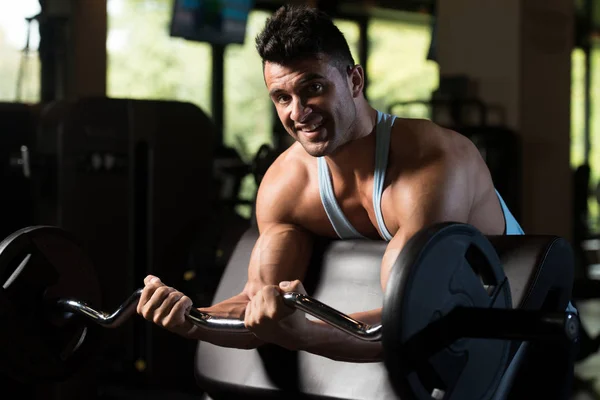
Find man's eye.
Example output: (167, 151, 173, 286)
(277, 95, 290, 104)
(309, 83, 323, 93)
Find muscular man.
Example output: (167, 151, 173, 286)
(136, 5, 523, 362)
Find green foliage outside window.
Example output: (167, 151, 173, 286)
(107, 0, 212, 113)
(0, 0, 40, 103)
(367, 15, 439, 117)
(571, 43, 600, 234)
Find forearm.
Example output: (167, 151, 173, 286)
(297, 308, 383, 363)
(189, 293, 263, 349)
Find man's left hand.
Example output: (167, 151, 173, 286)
(244, 280, 310, 350)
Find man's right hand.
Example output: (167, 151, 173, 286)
(137, 275, 198, 339)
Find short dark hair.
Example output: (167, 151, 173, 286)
(255, 5, 355, 74)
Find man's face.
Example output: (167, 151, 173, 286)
(264, 57, 358, 157)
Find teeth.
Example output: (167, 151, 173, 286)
(303, 123, 320, 131)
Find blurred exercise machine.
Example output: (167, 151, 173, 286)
(0, 103, 38, 238)
(0, 98, 223, 397)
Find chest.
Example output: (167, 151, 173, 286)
(300, 170, 398, 240)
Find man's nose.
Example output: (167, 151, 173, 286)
(290, 97, 312, 123)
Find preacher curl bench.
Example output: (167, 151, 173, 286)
(0, 223, 578, 400)
(195, 224, 578, 400)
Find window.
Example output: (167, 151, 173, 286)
(221, 10, 271, 216)
(367, 14, 439, 118)
(571, 48, 586, 169)
(223, 11, 272, 161)
(571, 39, 600, 234)
(334, 18, 361, 64)
(0, 0, 41, 103)
(589, 40, 600, 233)
(107, 0, 212, 114)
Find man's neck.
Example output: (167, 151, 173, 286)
(325, 103, 378, 180)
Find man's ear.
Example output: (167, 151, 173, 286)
(347, 64, 365, 98)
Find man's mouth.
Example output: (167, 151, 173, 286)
(296, 121, 325, 141)
(299, 121, 324, 132)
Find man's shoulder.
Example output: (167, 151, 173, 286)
(389, 117, 478, 167)
(385, 117, 485, 208)
(255, 143, 316, 223)
(261, 143, 312, 186)
(390, 117, 466, 145)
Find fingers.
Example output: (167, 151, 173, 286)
(139, 285, 175, 320)
(260, 286, 282, 319)
(279, 279, 307, 295)
(162, 294, 193, 328)
(137, 275, 191, 331)
(137, 275, 162, 314)
(244, 285, 289, 329)
(153, 290, 184, 323)
(244, 283, 309, 349)
(144, 275, 160, 286)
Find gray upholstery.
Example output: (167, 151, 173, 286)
(195, 227, 574, 400)
(195, 228, 394, 399)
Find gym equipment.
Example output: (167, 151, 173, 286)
(213, 143, 278, 203)
(196, 225, 578, 399)
(0, 222, 578, 399)
(0, 102, 37, 239)
(460, 125, 522, 221)
(387, 98, 506, 130)
(251, 144, 278, 186)
(0, 226, 101, 383)
(33, 97, 217, 384)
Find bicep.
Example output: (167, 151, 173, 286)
(243, 222, 313, 298)
(380, 159, 472, 290)
(245, 154, 314, 297)
(380, 234, 408, 291)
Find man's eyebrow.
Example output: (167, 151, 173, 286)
(269, 73, 327, 97)
(269, 87, 284, 97)
(297, 73, 326, 85)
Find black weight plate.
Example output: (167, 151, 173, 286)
(0, 226, 102, 383)
(383, 222, 512, 400)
